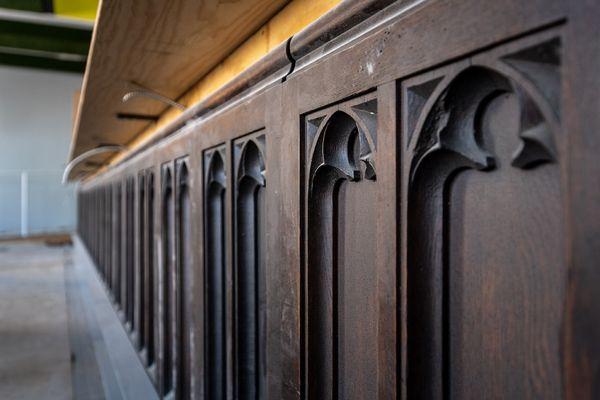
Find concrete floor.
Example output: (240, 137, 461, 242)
(0, 238, 159, 400)
(0, 240, 74, 400)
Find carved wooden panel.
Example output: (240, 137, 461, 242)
(112, 183, 122, 306)
(145, 170, 157, 367)
(97, 190, 101, 266)
(98, 187, 110, 282)
(204, 146, 228, 400)
(161, 164, 175, 396)
(98, 188, 105, 278)
(175, 158, 191, 399)
(98, 189, 102, 277)
(402, 31, 563, 399)
(138, 173, 146, 352)
(94, 190, 99, 264)
(233, 132, 267, 400)
(106, 186, 113, 292)
(96, 189, 102, 278)
(126, 177, 135, 329)
(303, 94, 380, 400)
(101, 188, 106, 279)
(74, 2, 600, 398)
(122, 180, 129, 316)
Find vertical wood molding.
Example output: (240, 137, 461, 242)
(145, 170, 157, 369)
(137, 172, 146, 352)
(564, 1, 600, 397)
(113, 182, 122, 307)
(204, 146, 228, 400)
(304, 95, 378, 400)
(233, 132, 267, 400)
(404, 31, 562, 400)
(127, 176, 135, 333)
(175, 159, 191, 399)
(160, 164, 175, 396)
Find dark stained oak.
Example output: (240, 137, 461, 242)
(304, 95, 383, 400)
(233, 133, 267, 400)
(75, 1, 598, 399)
(176, 159, 192, 400)
(204, 147, 228, 400)
(161, 164, 175, 397)
(404, 34, 563, 398)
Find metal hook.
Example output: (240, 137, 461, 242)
(62, 145, 127, 184)
(122, 89, 186, 111)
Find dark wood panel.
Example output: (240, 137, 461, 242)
(113, 183, 122, 308)
(106, 187, 113, 293)
(403, 30, 564, 399)
(138, 173, 146, 352)
(144, 170, 157, 368)
(161, 164, 175, 396)
(233, 132, 267, 400)
(303, 93, 388, 400)
(204, 146, 228, 400)
(74, 2, 598, 400)
(176, 159, 192, 400)
(126, 177, 135, 330)
(564, 1, 600, 398)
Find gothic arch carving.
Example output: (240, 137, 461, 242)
(405, 36, 561, 400)
(204, 147, 227, 400)
(175, 159, 190, 399)
(234, 134, 266, 400)
(113, 182, 122, 306)
(138, 172, 146, 353)
(160, 165, 175, 396)
(308, 108, 377, 191)
(146, 170, 156, 367)
(304, 97, 378, 400)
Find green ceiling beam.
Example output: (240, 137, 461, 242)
(0, 50, 85, 72)
(0, 0, 49, 13)
(0, 17, 92, 42)
(0, 7, 91, 72)
(0, 22, 91, 54)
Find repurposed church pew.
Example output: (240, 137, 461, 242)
(76, 0, 599, 399)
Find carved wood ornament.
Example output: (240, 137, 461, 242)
(175, 159, 191, 399)
(404, 36, 562, 399)
(160, 164, 175, 396)
(145, 170, 156, 368)
(113, 183, 122, 306)
(204, 147, 227, 400)
(304, 96, 378, 400)
(138, 172, 146, 353)
(233, 133, 267, 400)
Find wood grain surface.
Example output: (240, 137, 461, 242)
(70, 0, 289, 170)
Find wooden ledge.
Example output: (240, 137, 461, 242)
(68, 0, 396, 181)
(69, 0, 291, 178)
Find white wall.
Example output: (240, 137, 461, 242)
(0, 66, 83, 236)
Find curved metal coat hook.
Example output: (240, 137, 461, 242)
(122, 90, 186, 111)
(62, 145, 126, 184)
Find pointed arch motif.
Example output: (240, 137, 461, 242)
(138, 172, 146, 352)
(161, 164, 175, 396)
(204, 147, 227, 400)
(234, 133, 267, 400)
(405, 36, 562, 400)
(175, 159, 191, 399)
(304, 96, 378, 400)
(145, 170, 157, 367)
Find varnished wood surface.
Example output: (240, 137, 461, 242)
(76, 0, 598, 399)
(564, 1, 600, 398)
(70, 0, 289, 171)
